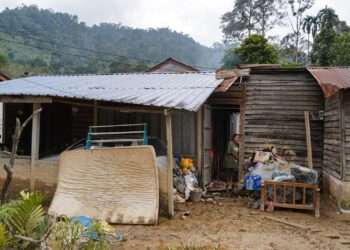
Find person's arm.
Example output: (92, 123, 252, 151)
(227, 141, 239, 160)
(232, 151, 239, 161)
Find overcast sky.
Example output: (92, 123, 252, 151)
(0, 0, 349, 47)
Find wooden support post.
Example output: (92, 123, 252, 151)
(196, 107, 203, 177)
(93, 101, 98, 126)
(304, 111, 313, 168)
(1, 103, 5, 144)
(30, 103, 41, 192)
(238, 84, 246, 184)
(260, 183, 266, 211)
(165, 109, 174, 219)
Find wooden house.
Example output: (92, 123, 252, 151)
(3, 65, 350, 216)
(308, 67, 350, 205)
(146, 58, 199, 73)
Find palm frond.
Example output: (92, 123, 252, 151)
(8, 192, 45, 239)
(0, 222, 9, 249)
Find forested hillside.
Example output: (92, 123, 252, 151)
(0, 5, 224, 77)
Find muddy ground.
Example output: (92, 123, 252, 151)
(113, 196, 350, 250)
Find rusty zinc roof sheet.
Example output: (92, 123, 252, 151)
(0, 72, 222, 111)
(307, 67, 350, 97)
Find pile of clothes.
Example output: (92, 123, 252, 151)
(244, 147, 319, 204)
(173, 157, 204, 201)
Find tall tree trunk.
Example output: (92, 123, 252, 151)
(1, 108, 42, 204)
(307, 33, 310, 66)
(295, 17, 300, 64)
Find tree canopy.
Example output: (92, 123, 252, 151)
(229, 34, 278, 65)
(221, 0, 285, 43)
(309, 6, 350, 66)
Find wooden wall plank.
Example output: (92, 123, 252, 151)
(243, 71, 324, 170)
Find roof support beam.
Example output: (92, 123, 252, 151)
(0, 96, 52, 103)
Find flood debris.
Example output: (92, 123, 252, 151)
(173, 157, 205, 203)
(243, 146, 320, 216)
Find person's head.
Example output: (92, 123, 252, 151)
(232, 134, 240, 144)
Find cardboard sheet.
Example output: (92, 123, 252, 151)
(49, 146, 159, 225)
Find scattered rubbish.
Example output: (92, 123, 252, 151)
(71, 216, 93, 227)
(181, 211, 190, 220)
(244, 174, 262, 190)
(115, 230, 126, 242)
(243, 146, 321, 215)
(174, 194, 186, 203)
(291, 164, 318, 184)
(190, 188, 203, 202)
(266, 201, 274, 212)
(205, 198, 214, 204)
(253, 151, 272, 163)
(100, 220, 115, 234)
(173, 157, 203, 202)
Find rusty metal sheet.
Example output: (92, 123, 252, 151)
(308, 67, 350, 97)
(49, 146, 159, 225)
(215, 77, 238, 92)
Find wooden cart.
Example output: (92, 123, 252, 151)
(260, 181, 320, 217)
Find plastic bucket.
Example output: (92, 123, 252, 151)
(190, 188, 202, 202)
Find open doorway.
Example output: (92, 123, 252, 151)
(211, 105, 240, 181)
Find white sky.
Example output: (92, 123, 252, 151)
(0, 0, 349, 47)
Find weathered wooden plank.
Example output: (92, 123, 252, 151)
(324, 127, 341, 134)
(246, 90, 323, 96)
(246, 100, 323, 106)
(246, 85, 323, 91)
(210, 92, 242, 98)
(324, 133, 341, 140)
(244, 80, 320, 85)
(246, 105, 322, 111)
(247, 95, 323, 101)
(324, 121, 340, 128)
(245, 110, 316, 116)
(324, 139, 342, 145)
(207, 98, 241, 105)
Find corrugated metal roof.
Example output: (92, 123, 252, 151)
(0, 72, 223, 111)
(307, 67, 350, 97)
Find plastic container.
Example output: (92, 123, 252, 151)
(190, 188, 202, 202)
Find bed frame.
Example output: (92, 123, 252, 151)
(260, 181, 320, 217)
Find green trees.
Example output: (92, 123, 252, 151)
(221, 0, 284, 42)
(309, 6, 350, 66)
(285, 0, 314, 64)
(227, 34, 278, 65)
(302, 15, 318, 65)
(0, 53, 8, 68)
(330, 33, 350, 66)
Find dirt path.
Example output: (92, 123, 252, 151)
(113, 196, 350, 250)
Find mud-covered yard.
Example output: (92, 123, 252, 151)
(114, 197, 350, 250)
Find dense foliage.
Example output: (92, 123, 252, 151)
(331, 33, 350, 66)
(0, 5, 224, 77)
(309, 6, 350, 66)
(0, 191, 113, 249)
(224, 34, 278, 67)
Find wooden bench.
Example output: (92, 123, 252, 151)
(260, 181, 320, 217)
